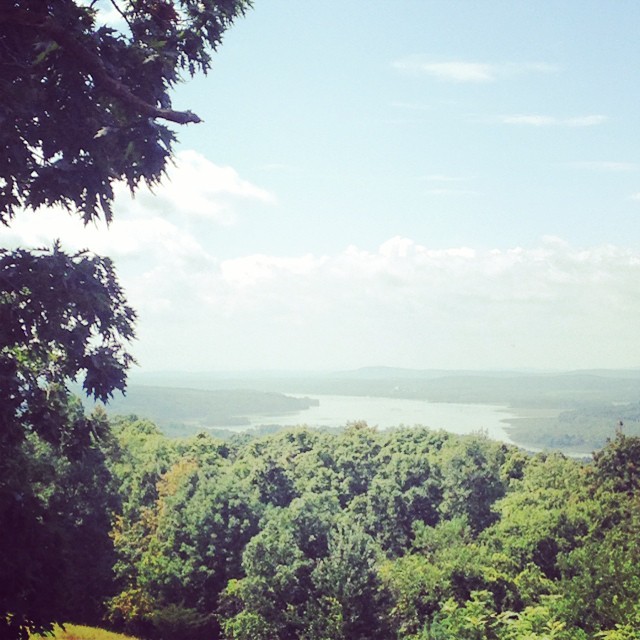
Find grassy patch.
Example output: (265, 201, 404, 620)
(32, 624, 139, 640)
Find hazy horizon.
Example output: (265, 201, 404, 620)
(128, 365, 640, 377)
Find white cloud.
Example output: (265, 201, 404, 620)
(393, 58, 558, 83)
(1, 150, 273, 252)
(500, 114, 608, 127)
(500, 115, 557, 126)
(0, 208, 213, 276)
(114, 150, 275, 223)
(424, 188, 479, 196)
(0, 152, 275, 317)
(570, 161, 639, 172)
(120, 236, 640, 371)
(394, 59, 496, 82)
(220, 253, 326, 287)
(565, 115, 608, 126)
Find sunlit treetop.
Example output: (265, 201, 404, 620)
(0, 0, 252, 224)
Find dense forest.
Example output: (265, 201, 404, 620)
(10, 403, 640, 640)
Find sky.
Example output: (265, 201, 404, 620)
(4, 0, 640, 372)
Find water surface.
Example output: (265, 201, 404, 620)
(237, 394, 516, 443)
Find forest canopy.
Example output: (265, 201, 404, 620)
(16, 418, 640, 640)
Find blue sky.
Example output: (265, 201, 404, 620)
(4, 1, 640, 371)
(178, 0, 640, 255)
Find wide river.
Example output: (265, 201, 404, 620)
(237, 394, 516, 444)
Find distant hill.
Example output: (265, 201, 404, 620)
(122, 368, 640, 418)
(90, 386, 318, 432)
(332, 366, 541, 379)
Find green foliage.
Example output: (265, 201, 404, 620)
(351, 427, 445, 555)
(311, 522, 390, 639)
(485, 452, 592, 580)
(108, 424, 262, 639)
(220, 497, 389, 640)
(0, 244, 136, 417)
(427, 590, 502, 640)
(8, 408, 640, 640)
(105, 424, 640, 639)
(425, 591, 588, 640)
(437, 434, 509, 534)
(0, 243, 138, 637)
(554, 451, 640, 634)
(592, 432, 640, 494)
(0, 400, 120, 639)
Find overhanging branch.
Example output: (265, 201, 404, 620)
(0, 8, 203, 125)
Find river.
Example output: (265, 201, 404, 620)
(236, 394, 516, 444)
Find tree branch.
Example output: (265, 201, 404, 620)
(0, 8, 203, 125)
(107, 0, 136, 41)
